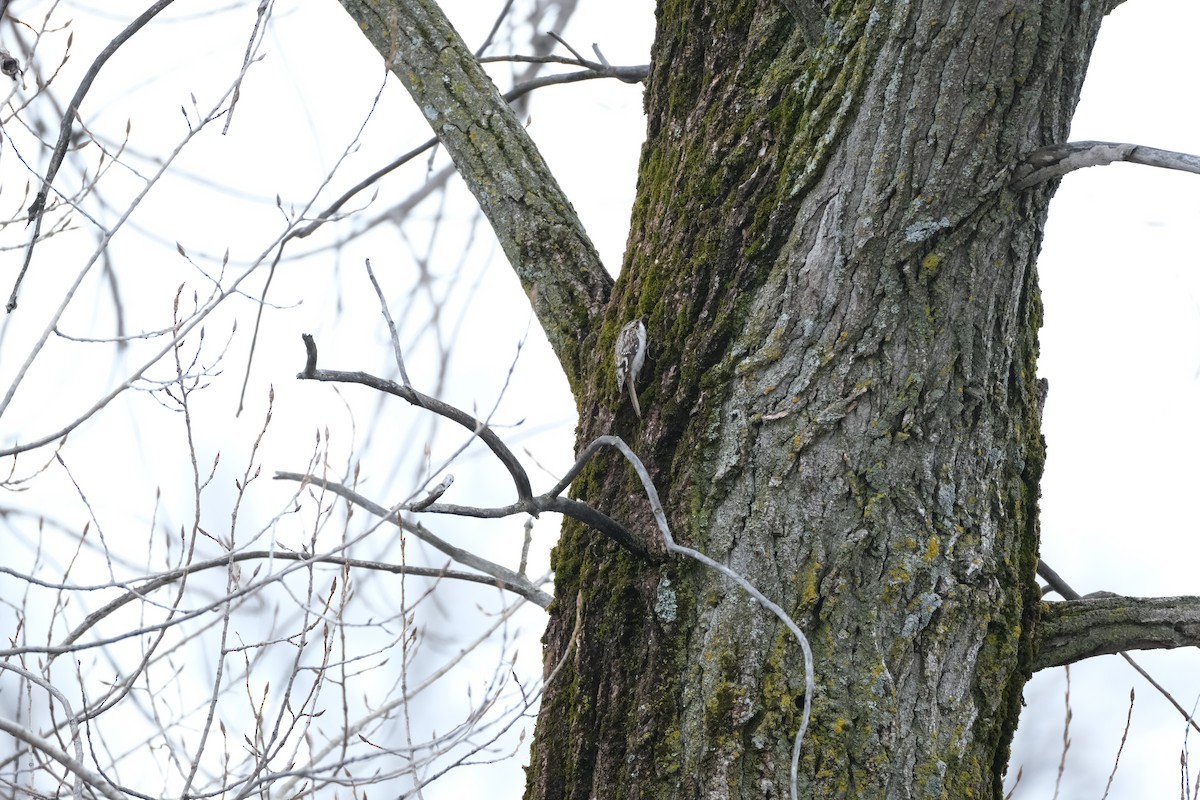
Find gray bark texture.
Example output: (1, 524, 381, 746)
(527, 3, 1114, 799)
(333, 0, 1133, 797)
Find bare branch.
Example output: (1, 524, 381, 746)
(296, 336, 533, 501)
(336, 0, 615, 391)
(1037, 560, 1200, 733)
(276, 471, 646, 559)
(409, 473, 454, 511)
(222, 0, 270, 133)
(1101, 688, 1135, 800)
(0, 716, 125, 800)
(291, 337, 650, 556)
(11, 0, 178, 311)
(289, 64, 647, 243)
(479, 52, 646, 79)
(279, 429, 813, 798)
(0, 662, 84, 800)
(1037, 558, 1084, 600)
(271, 474, 551, 607)
(1034, 594, 1200, 671)
(546, 31, 588, 64)
(44, 546, 552, 653)
(363, 258, 412, 387)
(1011, 140, 1200, 190)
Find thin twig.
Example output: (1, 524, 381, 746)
(0, 717, 124, 800)
(408, 474, 454, 511)
(11, 0, 178, 311)
(222, 0, 270, 134)
(546, 31, 588, 64)
(272, 474, 551, 608)
(297, 337, 532, 499)
(287, 64, 646, 242)
(38, 546, 550, 655)
(1116, 654, 1199, 734)
(519, 517, 533, 575)
(474, 0, 515, 57)
(1100, 688, 1135, 800)
(236, 71, 391, 415)
(1053, 665, 1072, 800)
(363, 258, 411, 387)
(478, 53, 607, 68)
(0, 663, 84, 800)
(0, 15, 293, 449)
(1003, 766, 1023, 800)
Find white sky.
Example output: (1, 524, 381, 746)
(0, 1, 1197, 797)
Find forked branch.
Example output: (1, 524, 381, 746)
(1035, 560, 1200, 733)
(298, 334, 531, 500)
(291, 335, 647, 558)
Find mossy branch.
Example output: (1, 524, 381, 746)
(336, 0, 614, 392)
(1033, 594, 1200, 671)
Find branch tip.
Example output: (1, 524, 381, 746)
(300, 333, 317, 377)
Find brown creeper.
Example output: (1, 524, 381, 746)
(615, 318, 647, 418)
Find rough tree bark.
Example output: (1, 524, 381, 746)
(533, 3, 1116, 798)
(338, 0, 1138, 798)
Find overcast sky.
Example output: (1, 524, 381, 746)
(1, 1, 1198, 797)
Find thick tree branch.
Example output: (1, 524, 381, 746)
(1033, 594, 1200, 671)
(1037, 560, 1200, 733)
(336, 0, 615, 392)
(1011, 140, 1200, 190)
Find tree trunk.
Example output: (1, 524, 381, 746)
(527, 2, 1116, 798)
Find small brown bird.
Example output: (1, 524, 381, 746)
(614, 319, 647, 418)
